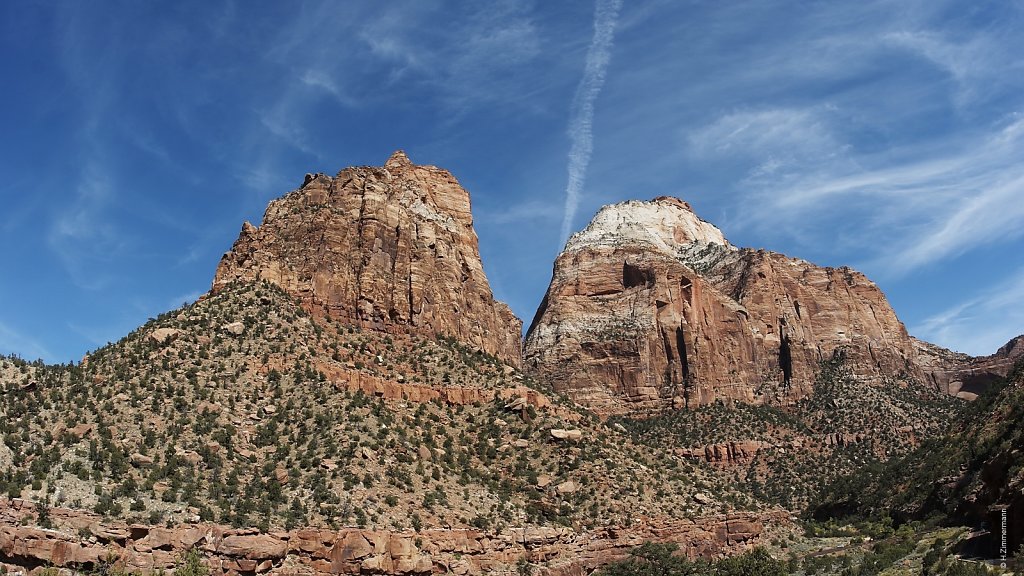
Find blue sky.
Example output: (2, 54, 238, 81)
(1, 0, 1023, 363)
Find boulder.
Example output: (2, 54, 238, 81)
(555, 481, 579, 495)
(219, 534, 287, 560)
(550, 429, 583, 441)
(148, 328, 180, 346)
(222, 322, 245, 336)
(130, 453, 154, 467)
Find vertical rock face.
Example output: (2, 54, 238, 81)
(213, 151, 522, 366)
(524, 197, 921, 415)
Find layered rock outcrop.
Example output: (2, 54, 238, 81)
(0, 499, 782, 576)
(315, 363, 580, 420)
(213, 151, 522, 366)
(525, 197, 921, 414)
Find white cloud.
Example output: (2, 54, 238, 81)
(886, 31, 973, 81)
(300, 69, 359, 108)
(258, 113, 310, 154)
(47, 160, 125, 290)
(883, 28, 1023, 107)
(0, 321, 53, 362)
(240, 165, 289, 196)
(892, 172, 1024, 271)
(167, 290, 203, 310)
(687, 107, 850, 178)
(359, 31, 421, 85)
(913, 266, 1024, 355)
(238, 1, 552, 188)
(707, 110, 1024, 275)
(560, 0, 624, 244)
(478, 200, 562, 225)
(356, 1, 547, 110)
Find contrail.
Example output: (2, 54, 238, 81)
(559, 0, 624, 245)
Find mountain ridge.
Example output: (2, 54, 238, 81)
(525, 195, 1015, 415)
(2, 154, 1022, 575)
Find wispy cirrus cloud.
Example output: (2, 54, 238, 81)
(687, 107, 852, 180)
(672, 6, 1024, 275)
(257, 96, 322, 159)
(559, 0, 624, 244)
(883, 28, 1024, 108)
(236, 0, 552, 194)
(47, 159, 126, 290)
(353, 0, 545, 109)
(300, 69, 359, 108)
(0, 320, 53, 362)
(477, 199, 562, 226)
(913, 265, 1024, 355)
(167, 290, 203, 310)
(718, 112, 1024, 275)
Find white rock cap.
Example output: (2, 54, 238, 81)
(564, 196, 732, 253)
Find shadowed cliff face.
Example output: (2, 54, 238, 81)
(913, 335, 1024, 400)
(212, 151, 523, 367)
(524, 197, 923, 415)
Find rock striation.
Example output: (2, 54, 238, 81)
(525, 197, 922, 414)
(0, 498, 781, 576)
(213, 151, 522, 366)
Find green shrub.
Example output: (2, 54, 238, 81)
(176, 548, 210, 576)
(596, 543, 785, 576)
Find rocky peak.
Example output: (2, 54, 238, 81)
(564, 196, 732, 254)
(526, 196, 922, 414)
(384, 149, 412, 170)
(212, 152, 522, 366)
(995, 335, 1024, 360)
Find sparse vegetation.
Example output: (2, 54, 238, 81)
(596, 543, 787, 576)
(812, 356, 1024, 531)
(2, 281, 1021, 575)
(0, 281, 726, 532)
(610, 352, 964, 511)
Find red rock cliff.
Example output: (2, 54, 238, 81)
(213, 151, 522, 366)
(914, 335, 1023, 400)
(524, 197, 921, 414)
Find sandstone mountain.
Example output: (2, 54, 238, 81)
(0, 163, 787, 575)
(913, 334, 1023, 400)
(213, 151, 522, 367)
(4, 156, 1021, 575)
(524, 197, 924, 415)
(0, 282, 776, 576)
